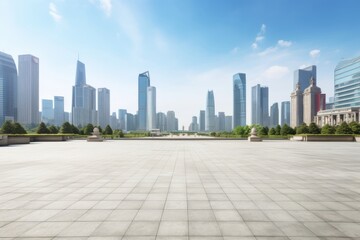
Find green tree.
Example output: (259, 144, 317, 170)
(269, 127, 276, 135)
(37, 122, 50, 134)
(71, 125, 80, 134)
(280, 124, 293, 136)
(321, 124, 336, 134)
(103, 125, 113, 135)
(275, 125, 281, 135)
(48, 125, 59, 134)
(84, 124, 94, 135)
(336, 122, 352, 134)
(1, 120, 14, 134)
(259, 126, 269, 136)
(13, 122, 27, 134)
(296, 123, 309, 134)
(308, 122, 321, 134)
(60, 122, 73, 133)
(113, 129, 124, 138)
(349, 121, 360, 134)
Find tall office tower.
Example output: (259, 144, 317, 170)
(54, 96, 64, 126)
(233, 73, 246, 128)
(303, 77, 324, 125)
(281, 101, 290, 126)
(18, 54, 39, 126)
(294, 65, 316, 93)
(199, 110, 205, 131)
(218, 112, 225, 131)
(41, 99, 53, 124)
(0, 52, 17, 125)
(126, 113, 135, 131)
(118, 109, 127, 130)
(138, 71, 150, 130)
(110, 112, 117, 130)
(225, 116, 232, 132)
(167, 111, 176, 131)
(214, 115, 219, 131)
(334, 56, 360, 108)
(147, 86, 156, 130)
(97, 88, 110, 128)
(189, 116, 199, 132)
(175, 118, 179, 131)
(205, 90, 215, 131)
(290, 84, 303, 127)
(72, 60, 96, 127)
(64, 112, 70, 123)
(270, 103, 279, 128)
(251, 84, 269, 126)
(156, 112, 167, 132)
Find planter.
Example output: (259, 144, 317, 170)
(8, 136, 30, 144)
(31, 136, 67, 142)
(304, 135, 354, 142)
(0, 135, 8, 146)
(290, 136, 304, 141)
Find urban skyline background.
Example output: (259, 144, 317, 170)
(1, 0, 360, 128)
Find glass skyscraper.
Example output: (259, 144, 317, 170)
(54, 96, 64, 126)
(294, 65, 316, 93)
(118, 109, 127, 130)
(233, 73, 246, 128)
(199, 110, 205, 132)
(146, 86, 156, 130)
(334, 56, 360, 108)
(281, 101, 290, 126)
(205, 90, 215, 131)
(138, 71, 150, 130)
(270, 102, 279, 128)
(0, 51, 17, 125)
(251, 84, 269, 126)
(41, 99, 53, 124)
(98, 88, 110, 128)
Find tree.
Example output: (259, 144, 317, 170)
(269, 127, 276, 135)
(280, 124, 294, 136)
(275, 125, 281, 135)
(336, 122, 352, 134)
(296, 123, 309, 134)
(308, 122, 320, 134)
(349, 121, 360, 134)
(71, 125, 80, 134)
(48, 125, 59, 134)
(60, 122, 73, 134)
(321, 124, 336, 134)
(84, 124, 94, 135)
(103, 125, 113, 135)
(113, 129, 124, 138)
(37, 122, 50, 134)
(259, 126, 268, 136)
(13, 122, 27, 134)
(1, 120, 14, 134)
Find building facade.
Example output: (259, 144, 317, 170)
(156, 112, 167, 132)
(146, 86, 156, 130)
(42, 99, 53, 124)
(251, 84, 269, 126)
(225, 116, 232, 132)
(18, 54, 39, 126)
(270, 103, 279, 128)
(189, 116, 199, 132)
(98, 88, 110, 128)
(233, 73, 246, 128)
(294, 65, 316, 93)
(54, 96, 64, 126)
(199, 110, 205, 132)
(205, 90, 215, 131)
(118, 109, 127, 131)
(218, 112, 225, 131)
(167, 111, 176, 132)
(281, 101, 290, 126)
(0, 52, 17, 125)
(138, 71, 150, 130)
(303, 78, 324, 125)
(290, 84, 303, 127)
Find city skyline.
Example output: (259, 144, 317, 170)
(1, 1, 360, 127)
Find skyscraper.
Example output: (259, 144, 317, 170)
(270, 103, 279, 128)
(233, 73, 246, 128)
(110, 112, 117, 130)
(294, 65, 316, 93)
(54, 96, 64, 126)
(199, 110, 205, 132)
(138, 71, 150, 130)
(167, 111, 176, 131)
(0, 52, 17, 125)
(98, 88, 110, 128)
(147, 86, 156, 130)
(41, 99, 53, 124)
(126, 113, 136, 131)
(251, 84, 269, 126)
(205, 90, 215, 131)
(72, 60, 96, 127)
(334, 56, 360, 108)
(157, 112, 167, 132)
(303, 77, 324, 125)
(189, 116, 199, 132)
(18, 54, 39, 126)
(281, 101, 290, 126)
(225, 116, 232, 132)
(218, 112, 225, 131)
(118, 109, 127, 130)
(290, 84, 303, 127)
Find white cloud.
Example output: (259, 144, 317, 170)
(309, 49, 320, 58)
(100, 0, 112, 16)
(263, 65, 289, 80)
(277, 40, 292, 47)
(49, 2, 62, 22)
(258, 39, 292, 56)
(251, 24, 266, 49)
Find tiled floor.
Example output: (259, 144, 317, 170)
(0, 140, 360, 239)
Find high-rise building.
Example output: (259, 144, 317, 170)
(147, 86, 156, 130)
(189, 116, 199, 132)
(205, 90, 215, 131)
(72, 60, 96, 127)
(199, 110, 205, 132)
(225, 116, 232, 132)
(118, 109, 127, 130)
(54, 96, 64, 126)
(175, 118, 179, 131)
(251, 84, 269, 126)
(233, 73, 246, 128)
(0, 52, 17, 125)
(98, 88, 110, 128)
(126, 113, 136, 131)
(41, 99, 53, 124)
(110, 112, 117, 130)
(281, 101, 290, 126)
(294, 65, 316, 93)
(334, 56, 360, 108)
(64, 112, 70, 123)
(290, 84, 303, 127)
(18, 54, 39, 126)
(167, 111, 176, 131)
(303, 77, 324, 125)
(218, 112, 225, 131)
(157, 112, 167, 132)
(138, 71, 150, 130)
(270, 103, 279, 128)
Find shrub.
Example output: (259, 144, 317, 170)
(296, 123, 309, 134)
(321, 124, 336, 134)
(308, 122, 321, 134)
(37, 122, 50, 134)
(336, 122, 352, 134)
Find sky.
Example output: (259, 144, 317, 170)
(1, 0, 360, 128)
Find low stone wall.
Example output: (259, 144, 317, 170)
(0, 135, 8, 146)
(355, 137, 360, 142)
(290, 136, 304, 141)
(31, 136, 67, 142)
(8, 136, 31, 144)
(304, 135, 354, 142)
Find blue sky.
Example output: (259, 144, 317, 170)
(1, 0, 360, 127)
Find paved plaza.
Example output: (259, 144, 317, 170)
(0, 140, 360, 239)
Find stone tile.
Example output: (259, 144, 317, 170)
(78, 209, 112, 221)
(0, 222, 38, 237)
(48, 209, 87, 221)
(331, 222, 360, 237)
(303, 222, 345, 237)
(263, 210, 297, 221)
(189, 222, 221, 236)
(214, 210, 243, 221)
(162, 210, 188, 221)
(21, 222, 71, 237)
(125, 221, 159, 236)
(107, 210, 138, 221)
(92, 221, 131, 236)
(134, 210, 163, 221)
(165, 201, 187, 210)
(218, 222, 252, 236)
(18, 209, 61, 221)
(58, 222, 101, 237)
(246, 222, 285, 236)
(275, 222, 315, 237)
(158, 221, 188, 236)
(239, 210, 270, 221)
(188, 210, 216, 221)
